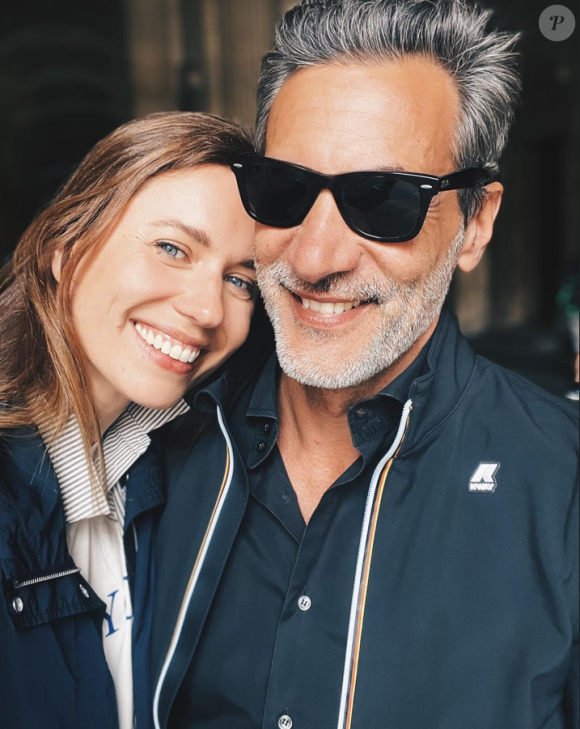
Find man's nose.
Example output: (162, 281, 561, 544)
(285, 190, 362, 283)
(174, 271, 225, 331)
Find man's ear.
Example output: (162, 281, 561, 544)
(51, 248, 64, 283)
(457, 182, 504, 273)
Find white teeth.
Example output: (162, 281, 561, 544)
(136, 322, 202, 364)
(300, 298, 362, 314)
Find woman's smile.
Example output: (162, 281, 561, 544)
(132, 320, 206, 372)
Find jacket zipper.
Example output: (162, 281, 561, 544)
(153, 406, 234, 729)
(15, 568, 81, 590)
(337, 399, 413, 729)
(154, 400, 412, 729)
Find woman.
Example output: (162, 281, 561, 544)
(0, 112, 257, 729)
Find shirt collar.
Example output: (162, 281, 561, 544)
(246, 353, 280, 422)
(247, 333, 431, 420)
(239, 328, 433, 470)
(43, 400, 190, 524)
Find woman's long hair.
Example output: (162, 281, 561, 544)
(0, 112, 253, 487)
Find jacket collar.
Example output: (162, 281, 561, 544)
(403, 306, 477, 455)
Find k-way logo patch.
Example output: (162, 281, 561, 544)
(469, 462, 501, 493)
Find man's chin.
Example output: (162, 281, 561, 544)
(274, 332, 382, 391)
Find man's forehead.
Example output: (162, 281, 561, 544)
(266, 59, 460, 176)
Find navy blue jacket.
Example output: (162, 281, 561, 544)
(153, 310, 579, 729)
(0, 429, 163, 729)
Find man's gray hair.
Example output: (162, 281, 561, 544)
(256, 0, 522, 221)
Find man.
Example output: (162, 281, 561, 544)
(152, 1, 579, 728)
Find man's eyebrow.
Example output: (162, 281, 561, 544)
(150, 219, 212, 248)
(374, 163, 407, 173)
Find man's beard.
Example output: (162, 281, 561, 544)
(257, 226, 465, 390)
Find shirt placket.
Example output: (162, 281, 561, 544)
(261, 481, 368, 729)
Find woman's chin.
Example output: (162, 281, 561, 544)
(115, 351, 226, 412)
(119, 380, 190, 412)
(130, 393, 188, 411)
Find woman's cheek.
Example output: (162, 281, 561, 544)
(228, 301, 254, 351)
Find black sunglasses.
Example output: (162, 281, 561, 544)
(232, 154, 491, 244)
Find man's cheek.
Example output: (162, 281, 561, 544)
(255, 230, 290, 264)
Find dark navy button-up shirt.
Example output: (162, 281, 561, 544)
(169, 344, 430, 728)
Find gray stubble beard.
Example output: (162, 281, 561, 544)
(257, 226, 465, 391)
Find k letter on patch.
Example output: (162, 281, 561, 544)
(469, 463, 501, 493)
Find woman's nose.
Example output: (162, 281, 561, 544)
(174, 273, 225, 330)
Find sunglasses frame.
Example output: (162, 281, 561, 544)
(232, 153, 491, 243)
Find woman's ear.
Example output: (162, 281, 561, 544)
(51, 248, 64, 283)
(457, 183, 504, 273)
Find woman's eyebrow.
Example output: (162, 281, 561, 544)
(240, 259, 256, 271)
(149, 219, 212, 247)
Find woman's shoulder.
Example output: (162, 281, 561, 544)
(0, 428, 46, 482)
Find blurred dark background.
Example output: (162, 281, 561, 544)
(1, 0, 578, 396)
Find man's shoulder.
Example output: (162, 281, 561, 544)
(470, 353, 579, 453)
(474, 354, 578, 418)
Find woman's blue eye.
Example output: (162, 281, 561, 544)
(227, 275, 257, 299)
(157, 242, 185, 259)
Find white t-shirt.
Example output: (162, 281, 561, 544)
(43, 401, 190, 729)
(68, 484, 135, 729)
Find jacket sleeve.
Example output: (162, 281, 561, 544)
(565, 638, 579, 727)
(565, 467, 580, 728)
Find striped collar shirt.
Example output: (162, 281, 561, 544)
(44, 400, 190, 524)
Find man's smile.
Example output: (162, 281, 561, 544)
(298, 296, 362, 314)
(282, 287, 378, 329)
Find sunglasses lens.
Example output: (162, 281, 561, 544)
(241, 160, 311, 228)
(342, 175, 421, 241)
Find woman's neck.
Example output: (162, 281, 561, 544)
(90, 371, 130, 436)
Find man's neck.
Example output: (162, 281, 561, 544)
(278, 319, 436, 439)
(277, 318, 437, 522)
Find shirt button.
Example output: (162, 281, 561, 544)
(264, 423, 272, 435)
(298, 596, 312, 612)
(257, 441, 268, 454)
(80, 585, 90, 599)
(279, 716, 293, 729)
(356, 409, 368, 420)
(12, 597, 24, 614)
